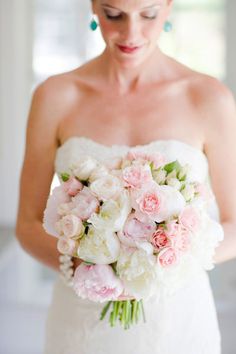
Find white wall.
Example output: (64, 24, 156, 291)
(0, 0, 33, 226)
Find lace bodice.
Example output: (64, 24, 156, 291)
(54, 136, 220, 220)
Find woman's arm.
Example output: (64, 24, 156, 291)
(199, 77, 236, 264)
(15, 77, 80, 272)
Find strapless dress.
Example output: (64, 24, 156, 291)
(43, 136, 222, 354)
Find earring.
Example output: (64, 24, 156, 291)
(90, 17, 98, 31)
(163, 20, 173, 33)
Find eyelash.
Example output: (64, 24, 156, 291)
(105, 14, 157, 21)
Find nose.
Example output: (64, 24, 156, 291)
(120, 16, 139, 45)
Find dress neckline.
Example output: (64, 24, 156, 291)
(57, 135, 208, 161)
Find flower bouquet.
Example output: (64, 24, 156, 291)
(43, 149, 224, 329)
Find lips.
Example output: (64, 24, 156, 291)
(117, 44, 141, 54)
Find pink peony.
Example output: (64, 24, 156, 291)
(118, 213, 156, 247)
(157, 247, 179, 267)
(151, 227, 171, 250)
(179, 206, 201, 233)
(71, 187, 99, 220)
(63, 177, 83, 197)
(165, 220, 191, 252)
(73, 263, 124, 302)
(43, 185, 70, 237)
(122, 164, 153, 189)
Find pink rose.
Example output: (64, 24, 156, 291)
(71, 187, 99, 220)
(118, 213, 156, 247)
(57, 237, 77, 256)
(63, 177, 83, 197)
(122, 164, 153, 189)
(151, 227, 171, 250)
(132, 183, 164, 222)
(126, 151, 165, 169)
(60, 214, 83, 238)
(43, 185, 70, 237)
(179, 206, 201, 233)
(73, 263, 124, 302)
(165, 220, 191, 252)
(157, 247, 179, 267)
(194, 182, 212, 201)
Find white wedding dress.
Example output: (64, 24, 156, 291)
(43, 136, 222, 354)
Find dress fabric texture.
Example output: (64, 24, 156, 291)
(43, 137, 222, 354)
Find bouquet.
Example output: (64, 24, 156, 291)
(43, 149, 224, 329)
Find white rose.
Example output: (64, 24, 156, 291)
(72, 156, 99, 181)
(178, 164, 191, 180)
(88, 190, 132, 232)
(166, 177, 182, 190)
(116, 247, 158, 300)
(90, 174, 123, 201)
(60, 214, 84, 238)
(89, 165, 109, 183)
(181, 184, 195, 202)
(77, 226, 120, 264)
(152, 169, 167, 184)
(57, 237, 77, 256)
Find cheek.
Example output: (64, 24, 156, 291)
(99, 18, 118, 39)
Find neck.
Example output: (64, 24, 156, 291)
(99, 46, 166, 94)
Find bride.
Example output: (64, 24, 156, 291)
(16, 0, 236, 353)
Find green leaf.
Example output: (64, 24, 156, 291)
(164, 160, 181, 174)
(61, 172, 70, 182)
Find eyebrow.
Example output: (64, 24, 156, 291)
(101, 3, 161, 10)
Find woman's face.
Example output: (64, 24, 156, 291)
(92, 0, 173, 67)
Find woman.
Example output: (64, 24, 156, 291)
(16, 0, 236, 353)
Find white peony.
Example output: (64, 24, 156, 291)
(77, 226, 120, 264)
(88, 165, 109, 183)
(89, 174, 124, 201)
(71, 156, 99, 181)
(88, 190, 132, 232)
(116, 246, 158, 300)
(190, 212, 224, 270)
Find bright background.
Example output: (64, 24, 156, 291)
(0, 0, 236, 353)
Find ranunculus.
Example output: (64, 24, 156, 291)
(43, 185, 70, 237)
(122, 164, 153, 189)
(90, 174, 124, 201)
(88, 190, 131, 232)
(179, 206, 201, 233)
(57, 237, 77, 256)
(77, 226, 120, 264)
(71, 187, 99, 220)
(116, 246, 157, 300)
(151, 227, 171, 250)
(157, 247, 179, 267)
(131, 182, 186, 223)
(63, 176, 83, 196)
(73, 264, 124, 302)
(118, 213, 156, 247)
(72, 156, 99, 181)
(59, 214, 84, 238)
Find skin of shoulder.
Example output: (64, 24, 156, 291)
(188, 73, 236, 222)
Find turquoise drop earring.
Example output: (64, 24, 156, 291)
(90, 17, 98, 31)
(163, 20, 173, 33)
